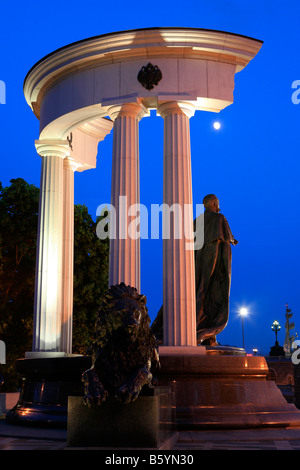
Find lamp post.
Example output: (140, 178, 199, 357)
(271, 320, 281, 346)
(240, 308, 248, 350)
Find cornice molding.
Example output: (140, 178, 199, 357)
(24, 28, 263, 117)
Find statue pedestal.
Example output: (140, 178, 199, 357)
(157, 346, 300, 429)
(6, 356, 92, 427)
(66, 389, 177, 449)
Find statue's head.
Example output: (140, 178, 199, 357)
(203, 194, 220, 213)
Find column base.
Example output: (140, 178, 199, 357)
(6, 355, 92, 428)
(25, 351, 76, 359)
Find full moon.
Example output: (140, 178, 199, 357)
(213, 121, 221, 130)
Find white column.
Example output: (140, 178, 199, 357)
(31, 140, 70, 354)
(158, 101, 197, 347)
(108, 102, 147, 292)
(61, 158, 79, 354)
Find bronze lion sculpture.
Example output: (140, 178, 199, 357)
(82, 283, 160, 406)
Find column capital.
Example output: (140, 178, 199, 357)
(63, 157, 81, 172)
(157, 101, 195, 119)
(35, 139, 70, 158)
(108, 100, 148, 121)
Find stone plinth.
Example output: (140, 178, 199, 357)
(157, 347, 300, 429)
(66, 389, 177, 449)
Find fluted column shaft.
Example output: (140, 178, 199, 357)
(33, 142, 70, 352)
(61, 158, 79, 354)
(158, 101, 197, 346)
(108, 102, 146, 292)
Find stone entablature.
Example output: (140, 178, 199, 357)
(24, 28, 263, 139)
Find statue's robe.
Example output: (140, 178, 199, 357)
(195, 210, 235, 343)
(151, 210, 235, 345)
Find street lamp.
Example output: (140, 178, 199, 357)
(240, 307, 248, 350)
(271, 320, 281, 346)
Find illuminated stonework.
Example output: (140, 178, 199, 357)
(24, 28, 262, 354)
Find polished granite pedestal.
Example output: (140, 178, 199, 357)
(66, 388, 177, 449)
(7, 346, 300, 432)
(157, 346, 300, 429)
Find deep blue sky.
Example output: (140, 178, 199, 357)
(1, 0, 300, 355)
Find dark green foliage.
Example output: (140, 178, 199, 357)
(0, 179, 109, 391)
(0, 179, 39, 390)
(72, 204, 109, 354)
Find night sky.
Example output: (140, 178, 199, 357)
(1, 0, 299, 355)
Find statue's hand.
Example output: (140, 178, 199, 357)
(232, 239, 238, 245)
(82, 367, 108, 407)
(116, 367, 152, 404)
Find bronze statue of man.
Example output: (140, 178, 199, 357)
(195, 194, 237, 345)
(151, 194, 237, 346)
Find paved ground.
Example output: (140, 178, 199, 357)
(0, 420, 66, 450)
(174, 428, 300, 450)
(2, 419, 300, 450)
